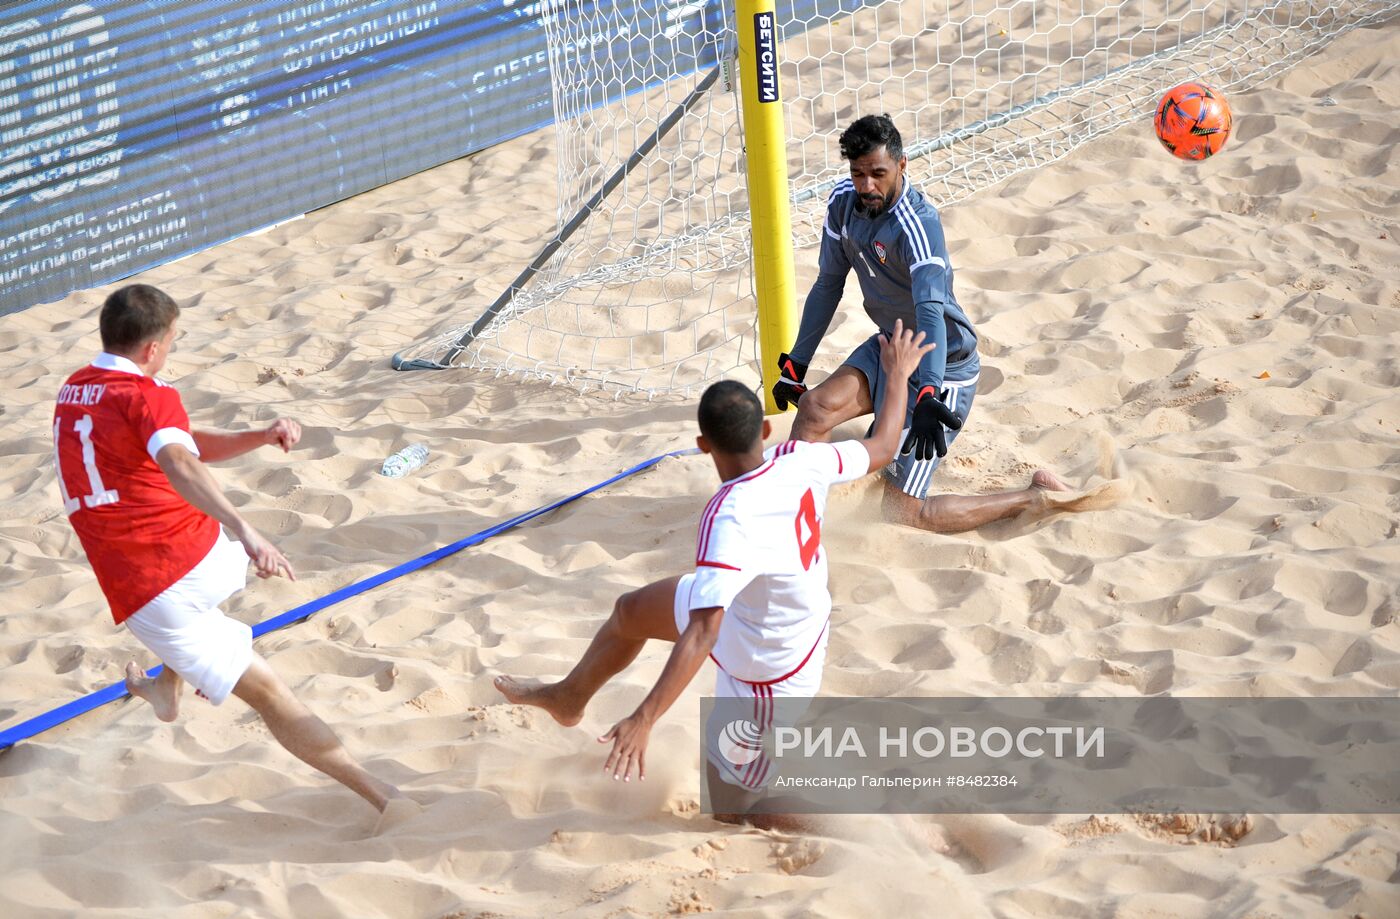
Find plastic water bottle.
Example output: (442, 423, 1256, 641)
(380, 444, 429, 478)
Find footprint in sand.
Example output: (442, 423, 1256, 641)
(374, 662, 399, 692)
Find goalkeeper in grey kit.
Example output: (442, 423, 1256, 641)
(776, 114, 1083, 533)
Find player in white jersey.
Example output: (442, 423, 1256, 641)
(494, 322, 934, 819)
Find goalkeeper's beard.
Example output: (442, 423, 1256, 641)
(856, 180, 901, 217)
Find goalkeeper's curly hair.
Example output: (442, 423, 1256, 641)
(839, 113, 904, 162)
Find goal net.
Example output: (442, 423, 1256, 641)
(393, 0, 1399, 395)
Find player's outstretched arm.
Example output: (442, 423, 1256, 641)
(155, 444, 295, 581)
(193, 418, 302, 462)
(860, 319, 936, 470)
(600, 605, 723, 783)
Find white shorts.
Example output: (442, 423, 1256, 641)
(675, 574, 827, 790)
(124, 533, 253, 705)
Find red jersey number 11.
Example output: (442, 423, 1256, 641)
(54, 415, 120, 514)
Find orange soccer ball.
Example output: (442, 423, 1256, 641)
(1154, 82, 1232, 160)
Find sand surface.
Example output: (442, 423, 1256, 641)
(2, 18, 1398, 919)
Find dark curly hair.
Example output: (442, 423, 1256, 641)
(839, 113, 904, 162)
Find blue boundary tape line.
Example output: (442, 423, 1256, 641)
(0, 447, 698, 752)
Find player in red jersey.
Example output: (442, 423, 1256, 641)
(53, 284, 400, 816)
(495, 321, 935, 827)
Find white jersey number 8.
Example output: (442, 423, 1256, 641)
(54, 415, 120, 514)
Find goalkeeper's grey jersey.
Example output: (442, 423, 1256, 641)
(792, 178, 978, 391)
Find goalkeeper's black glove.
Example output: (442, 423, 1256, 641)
(902, 386, 963, 461)
(772, 352, 809, 411)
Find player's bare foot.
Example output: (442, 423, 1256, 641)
(493, 675, 585, 727)
(125, 661, 180, 722)
(1030, 475, 1130, 515)
(1030, 469, 1072, 492)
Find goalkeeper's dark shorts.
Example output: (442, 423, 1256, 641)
(843, 332, 979, 499)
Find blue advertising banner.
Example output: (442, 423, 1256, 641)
(1, 1, 865, 315)
(1, 0, 560, 313)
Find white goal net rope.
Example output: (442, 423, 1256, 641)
(395, 0, 1398, 394)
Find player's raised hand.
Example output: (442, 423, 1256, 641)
(599, 711, 651, 783)
(263, 418, 302, 452)
(236, 523, 297, 581)
(878, 319, 936, 383)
